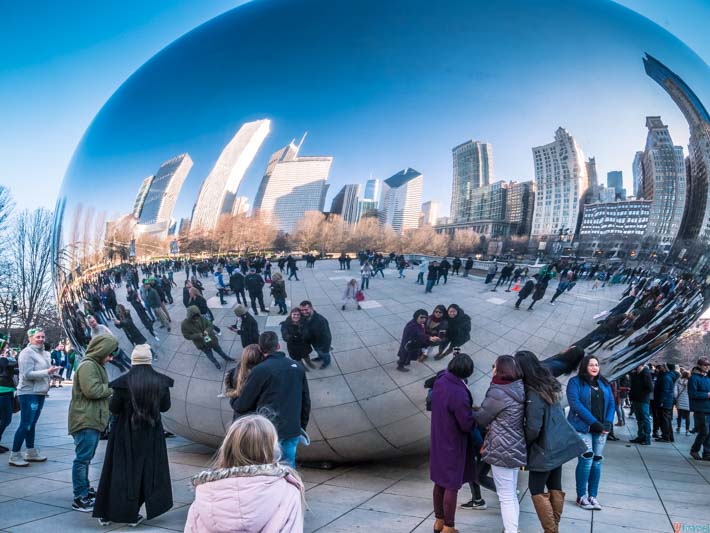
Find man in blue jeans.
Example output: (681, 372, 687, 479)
(300, 301, 333, 370)
(67, 335, 116, 512)
(628, 363, 653, 445)
(232, 332, 311, 468)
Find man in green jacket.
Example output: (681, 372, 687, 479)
(180, 305, 234, 370)
(68, 334, 116, 513)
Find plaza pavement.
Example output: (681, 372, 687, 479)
(0, 261, 708, 532)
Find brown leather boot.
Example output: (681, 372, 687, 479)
(433, 518, 444, 532)
(442, 526, 458, 533)
(532, 493, 558, 533)
(549, 490, 565, 526)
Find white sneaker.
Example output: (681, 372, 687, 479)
(576, 495, 595, 510)
(8, 452, 29, 467)
(588, 496, 602, 510)
(154, 336, 160, 342)
(23, 448, 47, 462)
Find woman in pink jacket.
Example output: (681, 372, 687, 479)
(185, 414, 305, 533)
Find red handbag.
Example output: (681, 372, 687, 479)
(355, 290, 365, 302)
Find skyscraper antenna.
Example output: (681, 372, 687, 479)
(297, 132, 308, 150)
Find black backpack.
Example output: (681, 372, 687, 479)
(424, 370, 445, 411)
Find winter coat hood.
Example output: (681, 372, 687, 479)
(185, 464, 304, 533)
(85, 334, 118, 363)
(185, 305, 201, 319)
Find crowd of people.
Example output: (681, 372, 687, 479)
(2, 252, 709, 532)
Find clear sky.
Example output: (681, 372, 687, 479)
(2, 0, 709, 215)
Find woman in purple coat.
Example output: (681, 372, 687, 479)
(429, 353, 476, 533)
(396, 309, 440, 372)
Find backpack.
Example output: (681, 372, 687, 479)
(424, 370, 445, 411)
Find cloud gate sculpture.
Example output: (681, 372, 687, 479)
(53, 0, 710, 462)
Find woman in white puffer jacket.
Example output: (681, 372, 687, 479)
(184, 414, 304, 533)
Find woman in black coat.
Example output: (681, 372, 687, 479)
(114, 305, 148, 346)
(126, 288, 157, 339)
(515, 350, 586, 533)
(93, 346, 173, 526)
(280, 308, 315, 369)
(528, 277, 549, 310)
(514, 275, 538, 309)
(435, 304, 471, 360)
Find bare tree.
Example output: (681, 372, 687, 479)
(293, 211, 326, 252)
(447, 229, 481, 257)
(0, 186, 15, 333)
(9, 208, 56, 331)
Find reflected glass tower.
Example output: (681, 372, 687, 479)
(191, 119, 270, 231)
(330, 184, 361, 224)
(450, 140, 493, 222)
(379, 168, 423, 233)
(132, 175, 154, 219)
(531, 127, 588, 237)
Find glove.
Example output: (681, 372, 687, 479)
(590, 421, 605, 433)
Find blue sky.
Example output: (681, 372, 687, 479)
(2, 0, 709, 218)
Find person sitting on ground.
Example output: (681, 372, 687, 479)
(232, 332, 311, 468)
(435, 304, 471, 360)
(280, 309, 316, 370)
(396, 309, 439, 372)
(418, 305, 448, 362)
(184, 415, 305, 533)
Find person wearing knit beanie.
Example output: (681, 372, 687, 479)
(131, 344, 153, 366)
(233, 305, 248, 317)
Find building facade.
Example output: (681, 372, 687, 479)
(330, 184, 361, 224)
(419, 200, 440, 227)
(505, 181, 535, 236)
(191, 119, 270, 231)
(644, 53, 710, 270)
(530, 127, 588, 238)
(607, 171, 625, 200)
(640, 116, 686, 251)
(136, 154, 193, 236)
(578, 200, 651, 257)
(378, 168, 423, 233)
(450, 140, 493, 222)
(632, 151, 644, 198)
(585, 157, 598, 204)
(132, 175, 154, 219)
(253, 140, 332, 233)
(363, 178, 381, 202)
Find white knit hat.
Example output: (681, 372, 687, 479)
(131, 344, 153, 366)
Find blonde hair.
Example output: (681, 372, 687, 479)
(214, 414, 280, 468)
(232, 344, 264, 398)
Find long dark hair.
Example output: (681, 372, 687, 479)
(126, 366, 165, 428)
(515, 350, 561, 405)
(577, 354, 609, 386)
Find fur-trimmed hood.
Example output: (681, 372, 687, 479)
(191, 463, 302, 489)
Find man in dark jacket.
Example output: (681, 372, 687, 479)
(689, 356, 710, 460)
(180, 306, 234, 370)
(228, 305, 260, 347)
(629, 363, 653, 445)
(233, 332, 310, 468)
(654, 364, 678, 442)
(299, 300, 332, 369)
(229, 269, 246, 305)
(463, 257, 474, 277)
(244, 268, 267, 315)
(425, 261, 439, 293)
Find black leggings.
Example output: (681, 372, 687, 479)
(528, 466, 562, 496)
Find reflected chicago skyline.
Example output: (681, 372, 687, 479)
(51, 0, 710, 460)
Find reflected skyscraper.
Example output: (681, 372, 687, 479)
(633, 151, 644, 198)
(136, 154, 193, 236)
(607, 170, 625, 200)
(253, 138, 332, 233)
(450, 140, 493, 222)
(191, 119, 270, 231)
(330, 184, 361, 224)
(640, 116, 686, 251)
(585, 157, 598, 204)
(364, 178, 381, 203)
(419, 200, 439, 227)
(379, 168, 423, 233)
(132, 175, 154, 219)
(644, 53, 710, 265)
(530, 127, 588, 238)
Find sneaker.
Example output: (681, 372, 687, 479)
(576, 496, 595, 510)
(129, 515, 145, 527)
(0, 444, 9, 453)
(320, 362, 330, 370)
(341, 305, 346, 310)
(88, 487, 96, 499)
(8, 452, 29, 467)
(690, 450, 702, 460)
(23, 448, 47, 462)
(98, 518, 111, 526)
(154, 336, 160, 342)
(588, 496, 602, 510)
(396, 366, 410, 372)
(461, 498, 487, 510)
(72, 496, 94, 512)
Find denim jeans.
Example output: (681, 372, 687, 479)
(416, 272, 424, 284)
(315, 348, 331, 366)
(72, 428, 100, 498)
(0, 392, 13, 442)
(275, 297, 287, 313)
(425, 279, 435, 293)
(360, 277, 370, 290)
(691, 412, 710, 457)
(575, 432, 607, 498)
(279, 436, 299, 468)
(12, 394, 45, 452)
(631, 401, 651, 442)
